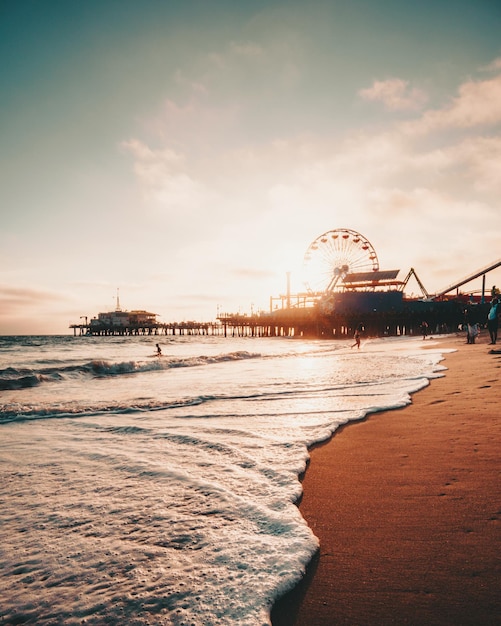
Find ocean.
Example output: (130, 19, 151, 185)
(0, 334, 447, 625)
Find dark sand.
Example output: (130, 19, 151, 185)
(272, 334, 501, 626)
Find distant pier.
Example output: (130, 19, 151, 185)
(69, 321, 222, 337)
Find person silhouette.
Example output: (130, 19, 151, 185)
(487, 298, 499, 345)
(155, 343, 162, 356)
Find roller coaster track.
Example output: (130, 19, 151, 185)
(434, 258, 501, 297)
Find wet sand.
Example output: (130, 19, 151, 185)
(272, 334, 501, 626)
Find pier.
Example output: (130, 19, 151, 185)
(69, 320, 223, 337)
(69, 298, 488, 340)
(217, 298, 479, 339)
(69, 229, 501, 341)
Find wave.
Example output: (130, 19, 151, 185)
(0, 350, 262, 390)
(0, 372, 42, 390)
(0, 394, 215, 424)
(0, 375, 424, 425)
(0, 380, 336, 423)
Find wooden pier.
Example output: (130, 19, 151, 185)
(217, 299, 473, 339)
(70, 297, 487, 340)
(69, 321, 223, 337)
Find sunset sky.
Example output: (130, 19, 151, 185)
(1, 0, 501, 334)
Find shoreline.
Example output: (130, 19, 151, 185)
(272, 333, 501, 626)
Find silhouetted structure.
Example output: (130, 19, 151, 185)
(69, 231, 501, 340)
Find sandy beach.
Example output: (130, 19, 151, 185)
(272, 333, 501, 626)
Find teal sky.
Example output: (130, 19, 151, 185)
(1, 0, 501, 333)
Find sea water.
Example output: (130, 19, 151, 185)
(0, 334, 447, 625)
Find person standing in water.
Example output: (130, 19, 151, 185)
(155, 343, 162, 356)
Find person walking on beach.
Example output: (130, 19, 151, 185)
(420, 320, 429, 340)
(351, 329, 361, 349)
(487, 298, 499, 345)
(155, 343, 162, 356)
(464, 307, 480, 344)
(467, 322, 480, 344)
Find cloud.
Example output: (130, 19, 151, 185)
(262, 130, 409, 220)
(231, 267, 274, 279)
(122, 139, 184, 180)
(361, 185, 499, 284)
(420, 135, 501, 193)
(359, 78, 428, 111)
(457, 136, 501, 192)
(481, 56, 501, 72)
(0, 286, 68, 315)
(386, 134, 501, 195)
(402, 72, 501, 134)
(142, 96, 242, 156)
(354, 64, 501, 195)
(121, 139, 210, 210)
(174, 69, 208, 95)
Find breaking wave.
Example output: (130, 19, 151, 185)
(0, 350, 261, 390)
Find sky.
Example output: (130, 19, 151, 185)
(1, 0, 501, 334)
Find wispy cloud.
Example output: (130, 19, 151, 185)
(409, 135, 501, 193)
(121, 139, 210, 210)
(0, 286, 68, 315)
(481, 56, 501, 72)
(231, 267, 274, 279)
(174, 69, 209, 95)
(359, 78, 428, 111)
(402, 72, 501, 134)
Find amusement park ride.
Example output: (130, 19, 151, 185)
(269, 227, 429, 312)
(271, 227, 500, 310)
(302, 227, 427, 296)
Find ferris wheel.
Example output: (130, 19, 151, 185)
(303, 228, 379, 293)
